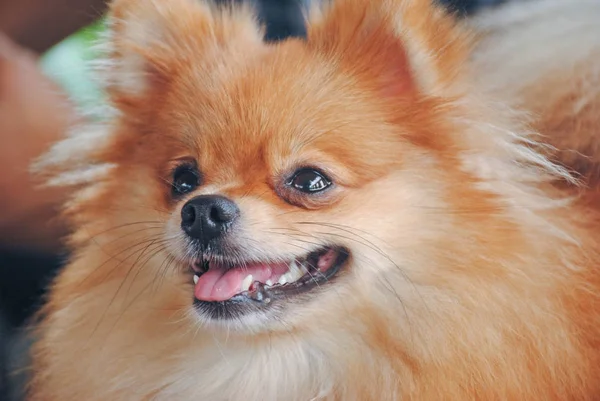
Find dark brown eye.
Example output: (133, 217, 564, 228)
(172, 165, 200, 196)
(287, 169, 331, 194)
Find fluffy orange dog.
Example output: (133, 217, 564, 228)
(29, 0, 600, 399)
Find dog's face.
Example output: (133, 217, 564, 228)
(158, 44, 435, 329)
(51, 0, 505, 334)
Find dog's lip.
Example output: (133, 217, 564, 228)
(190, 247, 349, 305)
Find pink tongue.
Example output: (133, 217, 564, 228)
(194, 262, 290, 302)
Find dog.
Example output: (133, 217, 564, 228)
(28, 0, 600, 399)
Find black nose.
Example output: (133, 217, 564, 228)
(181, 195, 240, 244)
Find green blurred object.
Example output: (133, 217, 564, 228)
(40, 19, 106, 109)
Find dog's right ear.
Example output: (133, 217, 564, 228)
(103, 0, 262, 105)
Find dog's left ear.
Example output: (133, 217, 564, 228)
(307, 0, 473, 99)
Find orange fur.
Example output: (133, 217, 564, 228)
(28, 0, 600, 399)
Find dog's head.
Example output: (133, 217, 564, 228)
(40, 0, 567, 336)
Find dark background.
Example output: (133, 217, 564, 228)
(0, 0, 507, 399)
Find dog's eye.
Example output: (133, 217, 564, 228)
(287, 169, 331, 193)
(172, 165, 200, 196)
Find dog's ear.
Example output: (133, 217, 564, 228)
(103, 0, 262, 103)
(307, 0, 473, 99)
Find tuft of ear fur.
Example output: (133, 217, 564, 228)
(307, 0, 474, 98)
(104, 0, 262, 102)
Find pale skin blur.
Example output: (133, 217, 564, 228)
(0, 33, 69, 252)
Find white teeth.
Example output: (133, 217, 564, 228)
(241, 274, 253, 292)
(193, 275, 199, 285)
(287, 261, 306, 282)
(289, 260, 300, 274)
(266, 279, 273, 287)
(281, 272, 294, 284)
(276, 261, 308, 286)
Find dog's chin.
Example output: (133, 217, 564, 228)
(185, 246, 350, 331)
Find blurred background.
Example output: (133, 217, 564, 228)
(0, 0, 507, 399)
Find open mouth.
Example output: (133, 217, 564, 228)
(191, 247, 349, 306)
